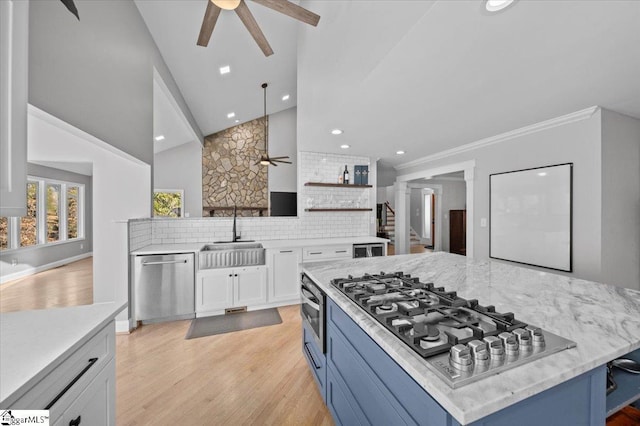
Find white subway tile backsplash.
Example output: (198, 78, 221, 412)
(128, 151, 375, 247)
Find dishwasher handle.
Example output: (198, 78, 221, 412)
(142, 259, 189, 266)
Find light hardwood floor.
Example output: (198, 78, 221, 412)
(116, 305, 332, 425)
(0, 257, 93, 313)
(387, 244, 431, 255)
(1, 259, 332, 425)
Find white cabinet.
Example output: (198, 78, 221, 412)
(302, 244, 352, 263)
(0, 0, 28, 217)
(59, 358, 115, 426)
(9, 322, 116, 425)
(196, 266, 267, 316)
(267, 248, 302, 304)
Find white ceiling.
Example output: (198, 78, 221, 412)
(153, 79, 195, 153)
(137, 0, 640, 167)
(136, 0, 300, 140)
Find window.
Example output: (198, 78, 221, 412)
(0, 217, 7, 250)
(153, 190, 184, 218)
(47, 183, 61, 242)
(20, 182, 38, 247)
(0, 177, 85, 251)
(67, 186, 79, 239)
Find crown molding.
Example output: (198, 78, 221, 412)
(395, 106, 600, 171)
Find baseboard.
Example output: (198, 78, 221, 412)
(0, 252, 93, 285)
(116, 319, 133, 334)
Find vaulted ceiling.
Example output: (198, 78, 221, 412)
(137, 0, 640, 166)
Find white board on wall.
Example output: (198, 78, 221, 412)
(490, 163, 572, 272)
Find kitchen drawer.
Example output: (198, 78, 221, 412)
(11, 323, 115, 422)
(303, 245, 351, 262)
(302, 321, 327, 402)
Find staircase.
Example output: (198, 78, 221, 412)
(382, 202, 422, 246)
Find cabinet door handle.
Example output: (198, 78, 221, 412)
(234, 274, 238, 277)
(69, 415, 82, 426)
(335, 250, 347, 253)
(280, 250, 293, 253)
(142, 260, 188, 266)
(45, 358, 98, 409)
(304, 343, 322, 370)
(309, 252, 322, 255)
(229, 274, 232, 277)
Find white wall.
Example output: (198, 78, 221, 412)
(399, 109, 603, 282)
(0, 163, 93, 282)
(29, 0, 202, 164)
(153, 141, 202, 218)
(269, 107, 297, 193)
(28, 107, 150, 328)
(601, 110, 640, 290)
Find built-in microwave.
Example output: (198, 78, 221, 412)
(300, 273, 325, 353)
(353, 243, 385, 258)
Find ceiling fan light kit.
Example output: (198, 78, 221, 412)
(255, 83, 291, 167)
(198, 0, 320, 56)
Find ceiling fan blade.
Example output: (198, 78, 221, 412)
(270, 160, 279, 166)
(235, 0, 274, 56)
(251, 0, 320, 27)
(273, 159, 292, 164)
(269, 156, 290, 160)
(197, 1, 222, 47)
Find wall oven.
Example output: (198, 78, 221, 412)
(301, 273, 326, 353)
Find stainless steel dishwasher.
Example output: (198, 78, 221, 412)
(134, 253, 195, 323)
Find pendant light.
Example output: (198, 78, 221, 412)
(256, 83, 291, 166)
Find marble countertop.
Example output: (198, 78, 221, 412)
(0, 302, 127, 407)
(302, 252, 640, 425)
(130, 236, 388, 255)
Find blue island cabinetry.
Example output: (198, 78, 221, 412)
(310, 298, 607, 426)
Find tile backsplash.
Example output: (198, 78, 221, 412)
(129, 151, 375, 247)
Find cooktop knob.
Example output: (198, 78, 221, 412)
(526, 326, 546, 347)
(513, 328, 532, 347)
(498, 332, 519, 355)
(467, 340, 490, 366)
(483, 336, 505, 358)
(449, 344, 473, 372)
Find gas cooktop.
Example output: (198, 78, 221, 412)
(331, 272, 577, 388)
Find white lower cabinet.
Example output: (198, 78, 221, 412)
(267, 248, 302, 304)
(10, 322, 116, 426)
(196, 266, 267, 316)
(59, 358, 115, 426)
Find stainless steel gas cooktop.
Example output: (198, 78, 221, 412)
(331, 272, 577, 388)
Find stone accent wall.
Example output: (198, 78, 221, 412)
(202, 118, 268, 217)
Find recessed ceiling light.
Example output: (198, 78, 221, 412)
(154, 135, 165, 141)
(235, 119, 240, 123)
(227, 112, 235, 119)
(282, 94, 290, 101)
(396, 150, 405, 155)
(537, 172, 547, 177)
(219, 65, 231, 75)
(485, 0, 515, 12)
(331, 129, 343, 135)
(340, 144, 350, 149)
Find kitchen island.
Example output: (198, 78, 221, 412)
(302, 252, 640, 425)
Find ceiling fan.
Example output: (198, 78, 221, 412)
(197, 0, 320, 56)
(256, 83, 291, 166)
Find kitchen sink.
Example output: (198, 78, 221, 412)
(199, 242, 265, 269)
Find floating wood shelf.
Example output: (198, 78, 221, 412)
(304, 182, 372, 188)
(203, 206, 268, 217)
(305, 208, 373, 212)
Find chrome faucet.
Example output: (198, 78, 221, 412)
(232, 205, 240, 242)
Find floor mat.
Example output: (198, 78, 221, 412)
(185, 308, 282, 339)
